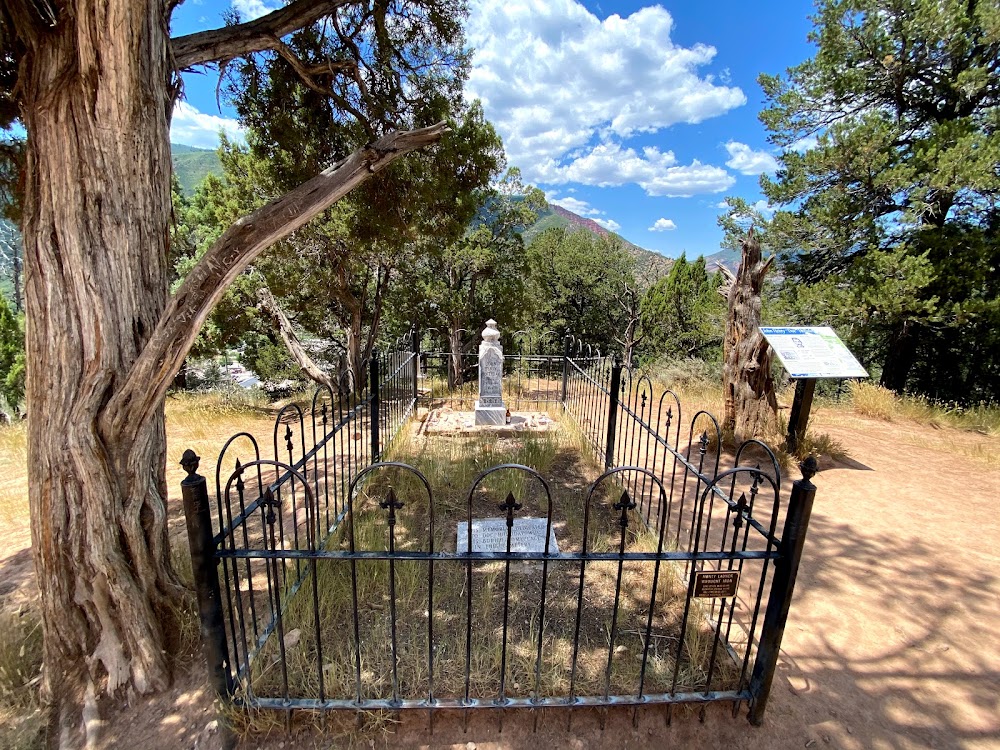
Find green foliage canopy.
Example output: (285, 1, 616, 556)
(527, 228, 638, 353)
(752, 0, 1000, 400)
(639, 254, 725, 363)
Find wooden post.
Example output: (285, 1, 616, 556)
(786, 378, 817, 454)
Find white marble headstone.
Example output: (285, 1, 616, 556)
(475, 318, 507, 425)
(456, 517, 559, 554)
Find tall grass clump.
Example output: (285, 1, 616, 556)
(849, 381, 1000, 434)
(848, 381, 897, 421)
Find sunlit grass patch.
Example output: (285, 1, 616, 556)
(0, 421, 27, 525)
(848, 381, 1000, 434)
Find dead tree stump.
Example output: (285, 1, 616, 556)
(721, 230, 777, 443)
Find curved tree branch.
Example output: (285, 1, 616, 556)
(171, 0, 353, 69)
(257, 285, 336, 391)
(101, 121, 448, 443)
(271, 38, 375, 137)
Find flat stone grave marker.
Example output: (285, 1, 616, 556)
(456, 517, 559, 554)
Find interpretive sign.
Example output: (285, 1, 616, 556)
(693, 570, 740, 599)
(760, 326, 868, 379)
(456, 517, 559, 554)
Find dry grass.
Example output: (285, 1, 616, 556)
(0, 607, 44, 750)
(0, 422, 27, 525)
(237, 422, 734, 721)
(848, 381, 1000, 434)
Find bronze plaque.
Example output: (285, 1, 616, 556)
(693, 570, 740, 599)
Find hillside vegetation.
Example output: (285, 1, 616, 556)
(171, 144, 222, 195)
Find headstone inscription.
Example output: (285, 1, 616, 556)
(456, 517, 560, 554)
(474, 318, 507, 425)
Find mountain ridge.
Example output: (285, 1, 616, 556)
(169, 142, 673, 280)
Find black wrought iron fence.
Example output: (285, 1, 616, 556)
(182, 333, 816, 733)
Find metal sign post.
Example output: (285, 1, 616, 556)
(760, 326, 868, 453)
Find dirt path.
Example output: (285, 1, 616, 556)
(3, 411, 999, 750)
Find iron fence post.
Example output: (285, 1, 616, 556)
(604, 358, 622, 470)
(411, 326, 420, 408)
(180, 449, 235, 744)
(560, 335, 571, 404)
(370, 355, 381, 463)
(747, 456, 818, 725)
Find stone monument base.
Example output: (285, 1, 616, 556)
(474, 402, 507, 426)
(420, 407, 558, 436)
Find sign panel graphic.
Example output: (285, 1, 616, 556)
(761, 326, 868, 379)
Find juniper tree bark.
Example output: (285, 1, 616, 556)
(722, 231, 777, 443)
(19, 6, 184, 744)
(9, 2, 447, 743)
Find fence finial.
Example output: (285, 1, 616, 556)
(799, 455, 818, 485)
(180, 449, 200, 477)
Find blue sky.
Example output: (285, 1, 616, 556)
(169, 0, 818, 259)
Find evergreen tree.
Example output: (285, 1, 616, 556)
(0, 292, 24, 416)
(756, 0, 1000, 400)
(639, 254, 725, 362)
(528, 228, 638, 353)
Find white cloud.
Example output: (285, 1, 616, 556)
(538, 142, 734, 197)
(594, 218, 621, 231)
(170, 101, 244, 149)
(789, 135, 818, 153)
(545, 192, 601, 216)
(724, 141, 779, 175)
(232, 0, 279, 20)
(649, 218, 677, 232)
(715, 198, 775, 218)
(466, 0, 745, 182)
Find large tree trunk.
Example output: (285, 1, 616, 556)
(20, 1, 183, 743)
(722, 231, 777, 443)
(10, 2, 446, 743)
(345, 304, 364, 392)
(879, 319, 918, 392)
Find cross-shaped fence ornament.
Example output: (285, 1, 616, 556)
(733, 492, 748, 530)
(499, 491, 522, 528)
(262, 486, 278, 527)
(613, 491, 636, 529)
(234, 458, 245, 496)
(379, 487, 405, 527)
(749, 467, 762, 503)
